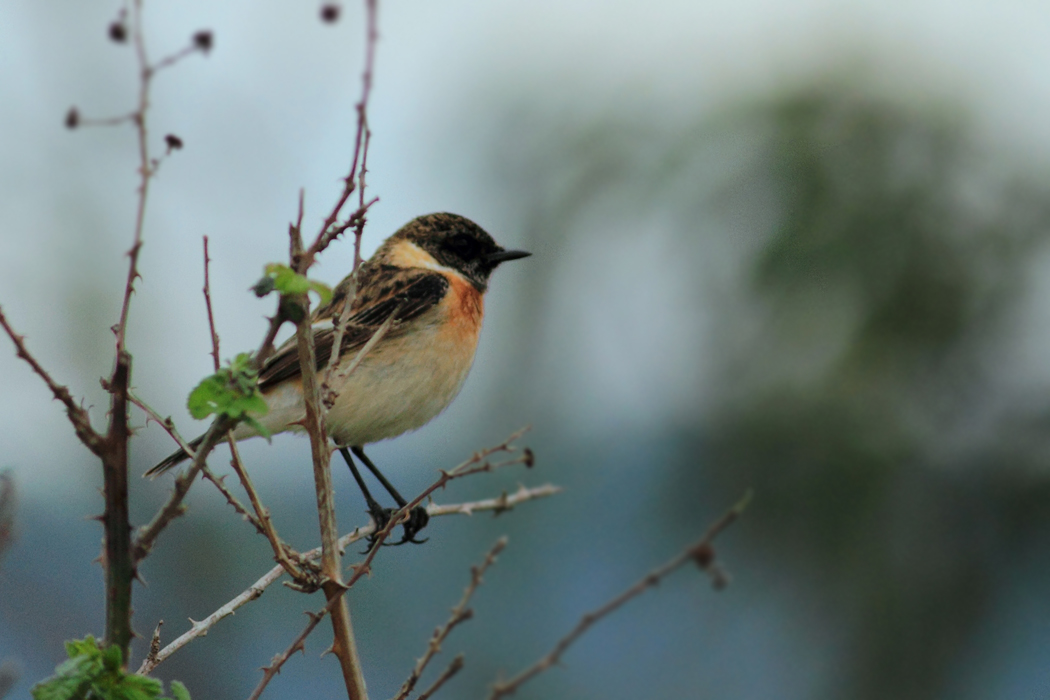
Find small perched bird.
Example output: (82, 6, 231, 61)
(146, 212, 530, 543)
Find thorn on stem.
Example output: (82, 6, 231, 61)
(65, 107, 80, 130)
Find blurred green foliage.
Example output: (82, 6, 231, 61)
(31, 636, 189, 700)
(497, 80, 1050, 699)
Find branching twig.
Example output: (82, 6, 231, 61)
(129, 391, 263, 533)
(0, 306, 102, 454)
(288, 211, 367, 697)
(300, 0, 379, 270)
(202, 236, 221, 372)
(487, 491, 753, 699)
(322, 302, 400, 409)
(131, 416, 233, 562)
(226, 435, 316, 585)
(198, 236, 311, 582)
(247, 430, 533, 699)
(138, 484, 558, 676)
(392, 538, 507, 700)
(416, 655, 464, 700)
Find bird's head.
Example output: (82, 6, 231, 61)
(389, 212, 531, 291)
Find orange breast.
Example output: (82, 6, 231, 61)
(444, 273, 484, 343)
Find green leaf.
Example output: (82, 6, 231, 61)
(32, 655, 97, 700)
(308, 279, 333, 304)
(64, 636, 100, 659)
(241, 414, 272, 442)
(34, 637, 186, 700)
(168, 681, 191, 700)
(107, 674, 162, 700)
(101, 643, 123, 672)
(261, 263, 332, 304)
(186, 375, 228, 420)
(186, 353, 268, 425)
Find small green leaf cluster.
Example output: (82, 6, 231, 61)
(252, 263, 333, 323)
(31, 636, 190, 700)
(252, 263, 332, 304)
(187, 353, 270, 438)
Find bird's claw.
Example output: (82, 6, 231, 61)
(363, 504, 430, 552)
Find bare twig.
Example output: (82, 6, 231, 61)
(247, 430, 532, 699)
(113, 0, 152, 358)
(129, 391, 263, 533)
(289, 218, 366, 699)
(141, 621, 163, 672)
(416, 655, 464, 700)
(226, 435, 316, 585)
(487, 491, 753, 699)
(197, 242, 310, 580)
(138, 484, 557, 676)
(132, 416, 233, 562)
(301, 0, 379, 270)
(114, 19, 211, 356)
(101, 351, 134, 655)
(202, 236, 221, 372)
(322, 302, 400, 409)
(0, 471, 14, 563)
(392, 538, 507, 700)
(352, 129, 373, 271)
(0, 306, 102, 454)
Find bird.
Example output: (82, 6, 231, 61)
(145, 212, 531, 544)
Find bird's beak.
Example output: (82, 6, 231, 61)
(485, 249, 531, 265)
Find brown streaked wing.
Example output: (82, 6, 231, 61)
(258, 270, 450, 389)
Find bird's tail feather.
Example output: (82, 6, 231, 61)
(144, 434, 205, 478)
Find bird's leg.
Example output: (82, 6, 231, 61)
(351, 445, 430, 545)
(339, 447, 394, 551)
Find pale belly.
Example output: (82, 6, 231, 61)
(240, 313, 481, 447)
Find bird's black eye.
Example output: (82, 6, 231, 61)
(445, 233, 478, 258)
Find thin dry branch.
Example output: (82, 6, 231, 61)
(202, 236, 221, 372)
(416, 655, 464, 700)
(137, 484, 558, 676)
(0, 471, 14, 563)
(289, 216, 365, 700)
(0, 306, 102, 454)
(113, 15, 210, 356)
(132, 416, 233, 562)
(247, 430, 533, 699)
(487, 491, 753, 699)
(226, 436, 317, 585)
(301, 0, 378, 270)
(128, 391, 263, 534)
(392, 538, 507, 700)
(198, 241, 312, 583)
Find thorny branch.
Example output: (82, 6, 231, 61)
(129, 391, 263, 534)
(416, 655, 464, 700)
(300, 0, 379, 271)
(246, 430, 534, 700)
(227, 436, 317, 586)
(257, 3, 384, 696)
(487, 491, 753, 699)
(136, 484, 558, 676)
(392, 537, 508, 700)
(202, 236, 221, 372)
(200, 235, 314, 584)
(0, 306, 103, 454)
(132, 416, 234, 562)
